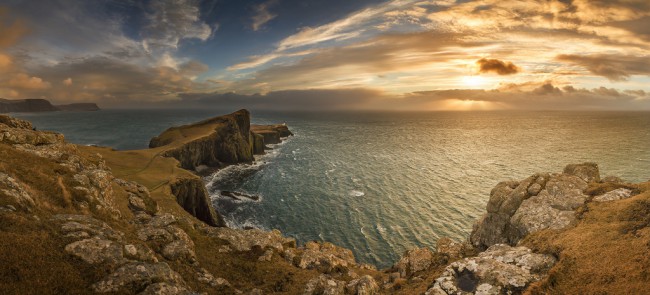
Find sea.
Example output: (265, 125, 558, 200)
(13, 109, 650, 268)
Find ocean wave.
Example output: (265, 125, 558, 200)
(348, 190, 365, 197)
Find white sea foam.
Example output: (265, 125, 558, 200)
(348, 190, 365, 197)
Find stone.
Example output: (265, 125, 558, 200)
(295, 241, 357, 273)
(65, 238, 124, 265)
(92, 262, 186, 293)
(436, 238, 463, 259)
(563, 162, 600, 182)
(258, 249, 274, 262)
(395, 247, 434, 278)
(471, 164, 597, 250)
(138, 283, 192, 295)
(426, 244, 556, 295)
(206, 227, 295, 252)
(593, 188, 634, 202)
(128, 194, 148, 212)
(0, 115, 34, 129)
(303, 274, 345, 295)
(346, 275, 379, 295)
(196, 268, 231, 288)
(0, 172, 35, 211)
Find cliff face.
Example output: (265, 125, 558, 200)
(170, 177, 225, 227)
(149, 109, 255, 170)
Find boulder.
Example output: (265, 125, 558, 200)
(563, 162, 600, 182)
(394, 247, 434, 277)
(64, 238, 125, 265)
(303, 274, 345, 295)
(294, 241, 357, 273)
(346, 275, 380, 295)
(0, 115, 33, 129)
(471, 163, 598, 250)
(206, 227, 295, 252)
(92, 262, 187, 293)
(426, 244, 556, 295)
(0, 172, 35, 211)
(593, 188, 634, 202)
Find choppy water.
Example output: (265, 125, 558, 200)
(14, 110, 650, 268)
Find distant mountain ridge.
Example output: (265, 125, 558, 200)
(0, 98, 100, 113)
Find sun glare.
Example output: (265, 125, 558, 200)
(461, 75, 486, 87)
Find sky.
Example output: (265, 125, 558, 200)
(1, 0, 650, 110)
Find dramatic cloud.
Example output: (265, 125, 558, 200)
(7, 73, 51, 90)
(476, 58, 520, 75)
(167, 82, 650, 111)
(0, 8, 28, 48)
(556, 54, 650, 81)
(142, 0, 215, 50)
(251, 0, 277, 31)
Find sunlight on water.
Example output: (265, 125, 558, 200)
(17, 110, 650, 268)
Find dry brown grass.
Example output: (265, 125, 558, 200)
(523, 183, 650, 295)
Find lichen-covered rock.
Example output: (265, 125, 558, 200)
(0, 115, 34, 129)
(206, 227, 295, 252)
(394, 247, 433, 277)
(138, 282, 192, 295)
(55, 215, 124, 241)
(436, 238, 464, 260)
(346, 275, 379, 295)
(65, 238, 125, 265)
(294, 241, 357, 273)
(0, 172, 35, 211)
(426, 244, 556, 295)
(303, 274, 345, 295)
(471, 163, 598, 250)
(161, 226, 196, 263)
(593, 188, 634, 202)
(92, 262, 187, 293)
(563, 162, 600, 182)
(0, 126, 64, 145)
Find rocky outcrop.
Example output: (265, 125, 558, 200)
(150, 109, 255, 170)
(470, 163, 601, 250)
(251, 124, 293, 145)
(426, 244, 556, 295)
(170, 177, 225, 227)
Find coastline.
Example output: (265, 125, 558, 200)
(1, 110, 649, 294)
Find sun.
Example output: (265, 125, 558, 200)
(461, 75, 486, 87)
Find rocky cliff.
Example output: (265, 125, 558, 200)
(170, 177, 225, 227)
(0, 98, 100, 113)
(1, 112, 649, 295)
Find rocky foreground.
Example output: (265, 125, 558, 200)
(1, 110, 649, 294)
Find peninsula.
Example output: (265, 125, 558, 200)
(0, 98, 100, 113)
(0, 110, 648, 294)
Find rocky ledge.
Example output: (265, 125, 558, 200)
(1, 111, 649, 294)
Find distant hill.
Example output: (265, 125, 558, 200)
(0, 98, 100, 113)
(56, 103, 100, 111)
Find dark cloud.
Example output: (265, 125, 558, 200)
(408, 82, 647, 110)
(476, 58, 520, 75)
(167, 82, 650, 111)
(175, 88, 382, 111)
(556, 54, 650, 81)
(142, 0, 215, 50)
(609, 16, 650, 42)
